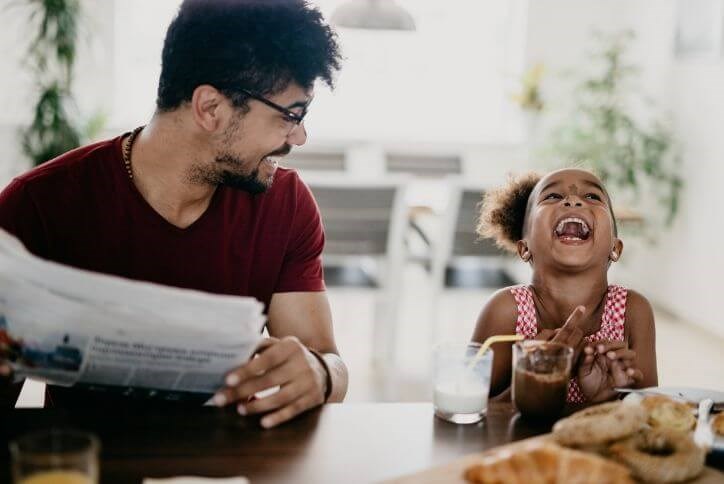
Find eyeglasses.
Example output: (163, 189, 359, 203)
(238, 88, 308, 135)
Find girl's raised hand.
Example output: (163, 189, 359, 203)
(577, 341, 643, 402)
(534, 328, 559, 341)
(550, 305, 586, 363)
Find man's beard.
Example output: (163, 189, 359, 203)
(216, 160, 270, 194)
(199, 144, 291, 194)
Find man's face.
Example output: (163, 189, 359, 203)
(199, 83, 312, 193)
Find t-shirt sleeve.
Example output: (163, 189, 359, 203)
(0, 179, 48, 256)
(274, 176, 326, 293)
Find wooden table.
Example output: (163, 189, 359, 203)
(0, 402, 722, 483)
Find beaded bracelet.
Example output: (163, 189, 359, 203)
(308, 348, 333, 403)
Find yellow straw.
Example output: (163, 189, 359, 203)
(468, 334, 524, 368)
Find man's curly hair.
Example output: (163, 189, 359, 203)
(476, 172, 542, 253)
(157, 0, 342, 112)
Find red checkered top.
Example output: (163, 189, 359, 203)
(510, 285, 627, 404)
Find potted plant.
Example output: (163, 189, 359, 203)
(544, 30, 682, 230)
(18, 0, 102, 166)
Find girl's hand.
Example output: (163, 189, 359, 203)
(550, 306, 586, 363)
(577, 341, 643, 402)
(534, 328, 559, 341)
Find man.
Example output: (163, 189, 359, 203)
(0, 0, 347, 428)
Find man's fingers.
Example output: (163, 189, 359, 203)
(239, 380, 306, 415)
(259, 395, 315, 428)
(0, 363, 12, 378)
(252, 337, 280, 356)
(224, 339, 291, 387)
(216, 359, 298, 406)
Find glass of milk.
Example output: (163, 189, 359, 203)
(432, 342, 493, 424)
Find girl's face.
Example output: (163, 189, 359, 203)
(520, 169, 622, 271)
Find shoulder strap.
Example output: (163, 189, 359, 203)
(510, 285, 538, 338)
(599, 285, 627, 341)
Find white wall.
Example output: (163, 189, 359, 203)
(621, 54, 724, 338)
(524, 0, 724, 337)
(0, 0, 530, 188)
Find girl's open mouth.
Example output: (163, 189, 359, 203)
(553, 217, 591, 242)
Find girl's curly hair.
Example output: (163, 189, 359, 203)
(476, 172, 542, 253)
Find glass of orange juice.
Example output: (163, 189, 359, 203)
(10, 429, 99, 484)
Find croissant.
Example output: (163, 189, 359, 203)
(463, 442, 633, 484)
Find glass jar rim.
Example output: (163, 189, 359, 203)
(10, 428, 100, 459)
(515, 339, 574, 355)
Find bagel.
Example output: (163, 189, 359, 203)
(712, 412, 724, 436)
(608, 427, 705, 483)
(641, 395, 696, 432)
(552, 401, 646, 447)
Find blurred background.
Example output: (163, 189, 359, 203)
(0, 0, 722, 405)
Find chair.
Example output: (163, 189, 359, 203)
(385, 153, 462, 177)
(426, 183, 515, 339)
(283, 150, 346, 172)
(305, 177, 409, 368)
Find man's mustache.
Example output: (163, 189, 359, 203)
(267, 144, 291, 158)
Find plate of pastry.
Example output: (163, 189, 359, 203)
(712, 412, 724, 453)
(551, 398, 720, 483)
(616, 386, 724, 408)
(622, 389, 724, 453)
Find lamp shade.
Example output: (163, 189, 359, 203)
(331, 0, 416, 31)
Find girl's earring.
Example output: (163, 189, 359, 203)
(610, 250, 619, 262)
(521, 251, 531, 262)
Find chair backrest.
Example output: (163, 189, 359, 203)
(429, 183, 508, 288)
(451, 189, 504, 257)
(304, 177, 409, 262)
(283, 151, 346, 172)
(385, 153, 462, 177)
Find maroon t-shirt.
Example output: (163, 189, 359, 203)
(0, 135, 326, 406)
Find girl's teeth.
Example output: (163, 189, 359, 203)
(555, 217, 590, 234)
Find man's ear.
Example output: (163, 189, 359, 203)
(517, 240, 531, 262)
(190, 84, 225, 132)
(610, 238, 623, 262)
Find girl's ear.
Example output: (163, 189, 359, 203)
(610, 238, 624, 262)
(517, 240, 531, 262)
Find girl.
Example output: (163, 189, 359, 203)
(472, 168, 657, 403)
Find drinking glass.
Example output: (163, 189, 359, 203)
(512, 340, 573, 420)
(433, 342, 493, 424)
(10, 429, 99, 484)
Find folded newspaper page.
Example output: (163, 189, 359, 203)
(0, 229, 265, 400)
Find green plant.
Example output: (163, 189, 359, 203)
(19, 0, 85, 166)
(546, 30, 682, 226)
(511, 63, 545, 112)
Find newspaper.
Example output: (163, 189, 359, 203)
(0, 229, 265, 400)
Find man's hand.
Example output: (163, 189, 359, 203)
(0, 354, 23, 409)
(212, 336, 328, 428)
(577, 341, 643, 403)
(0, 360, 12, 383)
(0, 343, 15, 385)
